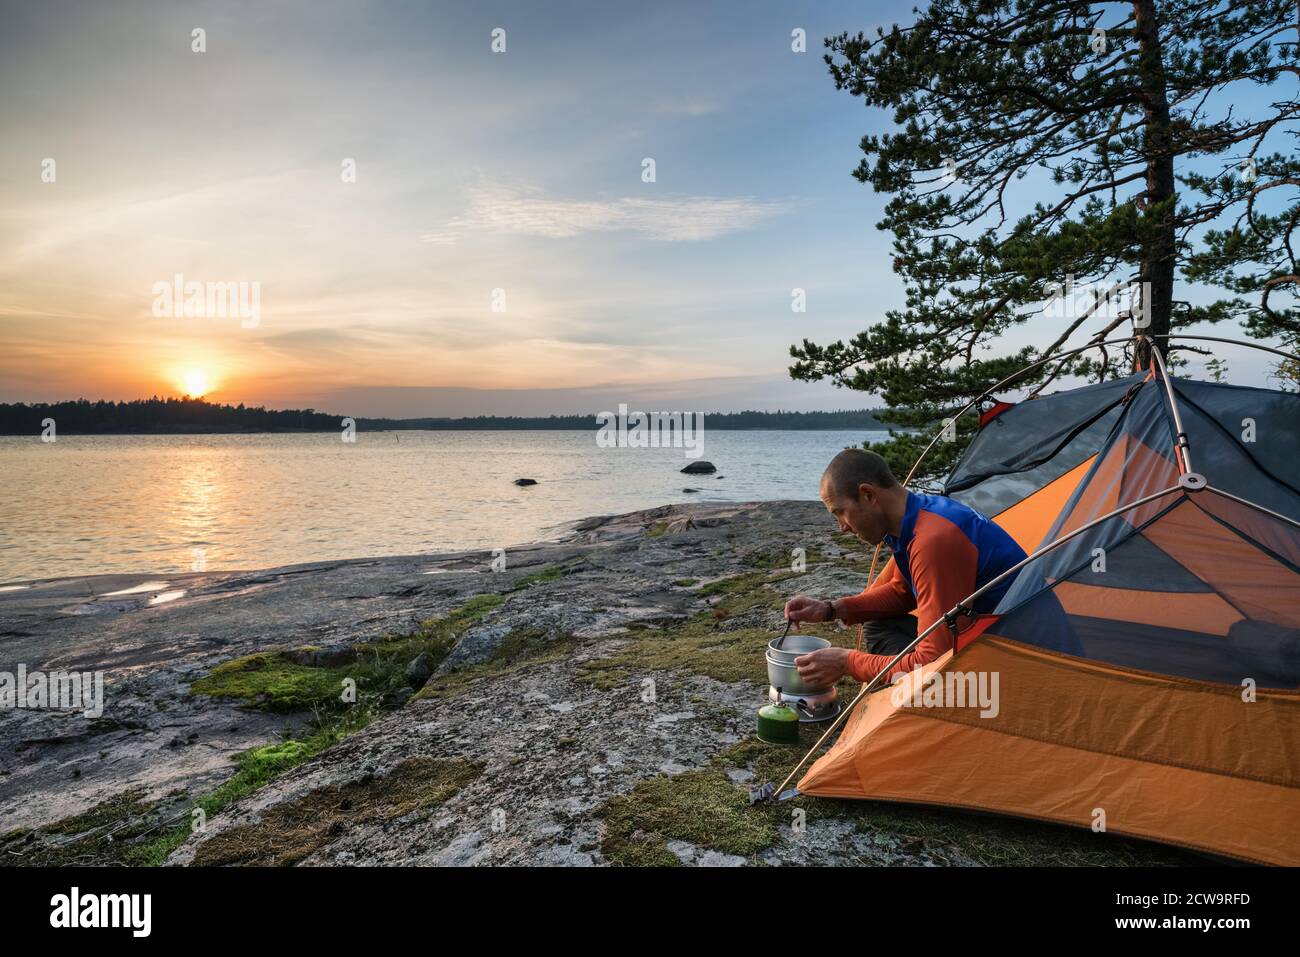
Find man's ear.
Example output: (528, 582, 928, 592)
(857, 482, 876, 506)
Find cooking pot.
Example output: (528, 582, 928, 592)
(766, 633, 831, 696)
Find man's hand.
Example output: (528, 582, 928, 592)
(783, 594, 832, 629)
(794, 647, 851, 686)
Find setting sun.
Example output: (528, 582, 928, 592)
(180, 369, 212, 398)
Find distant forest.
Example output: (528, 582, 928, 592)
(0, 397, 343, 434)
(359, 409, 887, 431)
(0, 397, 887, 434)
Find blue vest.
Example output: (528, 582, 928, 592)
(883, 491, 1029, 614)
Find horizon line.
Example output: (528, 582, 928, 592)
(0, 394, 890, 421)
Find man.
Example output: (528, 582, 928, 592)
(785, 448, 1028, 687)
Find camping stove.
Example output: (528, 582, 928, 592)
(768, 684, 839, 722)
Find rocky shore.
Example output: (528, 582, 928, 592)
(0, 501, 1190, 866)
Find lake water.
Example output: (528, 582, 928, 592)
(0, 430, 886, 581)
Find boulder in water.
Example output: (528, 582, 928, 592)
(680, 461, 716, 475)
(514, 478, 539, 486)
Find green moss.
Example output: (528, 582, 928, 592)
(576, 570, 839, 690)
(42, 787, 154, 836)
(830, 534, 888, 574)
(598, 770, 777, 866)
(831, 531, 861, 551)
(415, 628, 577, 700)
(672, 578, 698, 587)
(0, 787, 165, 866)
(204, 736, 341, 809)
(573, 669, 624, 692)
(696, 570, 790, 597)
(190, 652, 351, 713)
(191, 594, 508, 713)
(190, 757, 481, 866)
(114, 593, 510, 864)
(577, 623, 771, 690)
(126, 710, 376, 866)
(167, 593, 516, 861)
(698, 570, 806, 619)
(444, 593, 506, 624)
(718, 736, 807, 788)
(816, 798, 1189, 866)
(509, 565, 567, 590)
(745, 547, 829, 571)
(124, 833, 187, 867)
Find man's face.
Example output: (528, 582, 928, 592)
(820, 477, 888, 545)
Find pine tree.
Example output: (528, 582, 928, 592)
(791, 0, 1298, 481)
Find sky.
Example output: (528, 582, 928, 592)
(0, 0, 1291, 417)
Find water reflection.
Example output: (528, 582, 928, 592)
(0, 429, 885, 580)
(104, 581, 171, 596)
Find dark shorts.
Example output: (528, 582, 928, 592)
(861, 615, 918, 658)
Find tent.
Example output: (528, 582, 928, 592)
(797, 347, 1300, 865)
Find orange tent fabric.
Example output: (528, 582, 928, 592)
(798, 373, 1300, 864)
(798, 640, 1300, 865)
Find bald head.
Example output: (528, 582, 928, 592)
(821, 448, 897, 499)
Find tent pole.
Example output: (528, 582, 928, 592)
(861, 335, 1143, 587)
(889, 331, 1293, 502)
(770, 482, 1186, 799)
(1143, 335, 1195, 475)
(1156, 334, 1300, 365)
(894, 336, 1138, 490)
(1204, 485, 1300, 533)
(856, 337, 1151, 654)
(792, 333, 1287, 795)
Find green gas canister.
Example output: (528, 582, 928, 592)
(756, 693, 800, 745)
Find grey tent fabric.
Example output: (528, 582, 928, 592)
(948, 372, 1300, 690)
(945, 374, 1141, 517)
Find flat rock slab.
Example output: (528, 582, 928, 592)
(0, 502, 836, 844)
(1, 499, 1112, 867)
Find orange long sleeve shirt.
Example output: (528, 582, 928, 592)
(836, 492, 1027, 684)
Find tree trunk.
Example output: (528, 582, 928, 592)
(1132, 0, 1176, 370)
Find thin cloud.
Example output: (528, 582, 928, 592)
(423, 182, 789, 244)
(653, 96, 726, 116)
